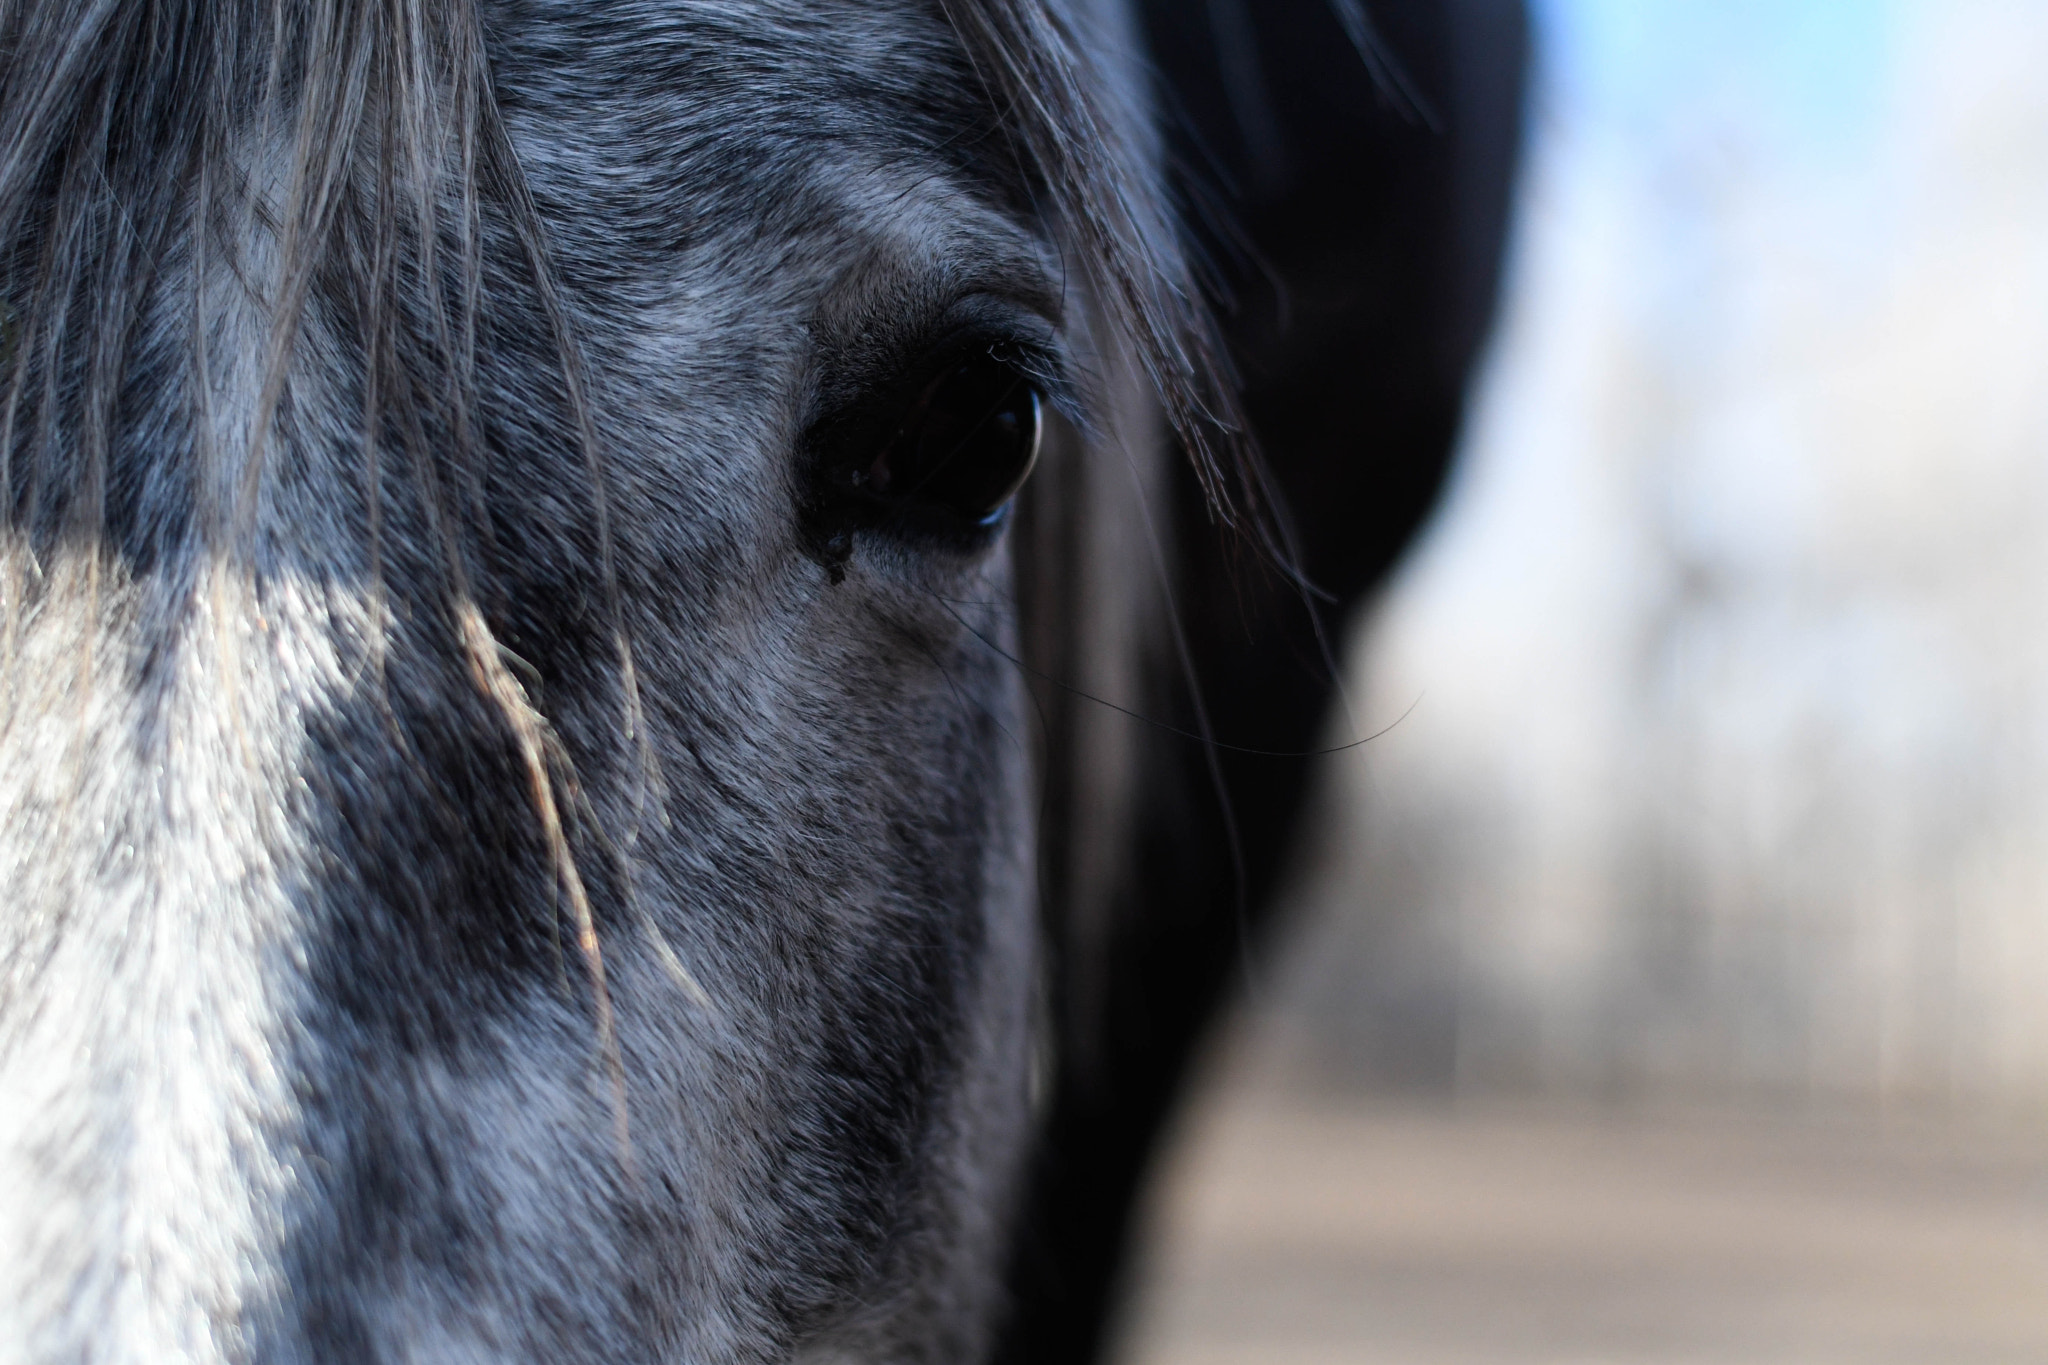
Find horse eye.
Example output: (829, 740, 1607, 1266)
(856, 351, 1043, 525)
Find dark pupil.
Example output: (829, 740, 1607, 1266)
(864, 353, 1042, 522)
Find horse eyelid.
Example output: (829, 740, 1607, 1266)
(998, 338, 1077, 422)
(812, 320, 1068, 443)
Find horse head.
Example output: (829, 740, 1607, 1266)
(0, 1, 1234, 1358)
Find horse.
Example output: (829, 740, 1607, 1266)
(0, 0, 1522, 1359)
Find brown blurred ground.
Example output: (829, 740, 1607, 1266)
(1116, 1049, 2048, 1365)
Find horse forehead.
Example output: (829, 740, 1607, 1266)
(491, 0, 1023, 255)
(492, 0, 970, 112)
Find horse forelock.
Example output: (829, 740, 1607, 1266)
(0, 0, 1253, 575)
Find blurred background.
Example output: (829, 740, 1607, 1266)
(1121, 1, 2048, 1360)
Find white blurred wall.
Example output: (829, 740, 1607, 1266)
(1288, 0, 2048, 1113)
